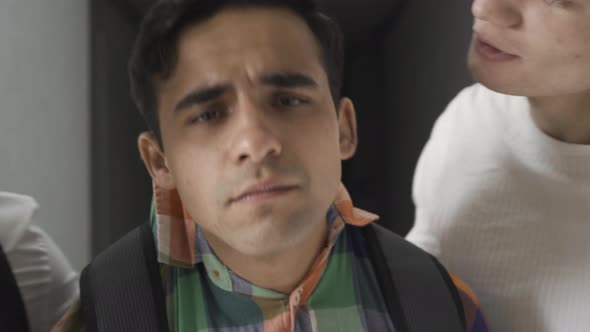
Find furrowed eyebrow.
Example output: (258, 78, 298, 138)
(259, 72, 318, 89)
(173, 72, 317, 112)
(174, 84, 231, 112)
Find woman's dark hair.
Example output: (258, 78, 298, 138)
(128, 0, 345, 144)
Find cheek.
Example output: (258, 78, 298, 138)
(297, 114, 342, 188)
(167, 145, 221, 206)
(566, 49, 590, 76)
(566, 35, 590, 86)
(297, 109, 339, 154)
(533, 44, 590, 92)
(531, 17, 590, 70)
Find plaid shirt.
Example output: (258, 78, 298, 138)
(153, 183, 489, 332)
(53, 184, 489, 332)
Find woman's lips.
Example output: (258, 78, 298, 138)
(473, 34, 519, 62)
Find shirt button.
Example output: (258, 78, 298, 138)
(292, 287, 303, 306)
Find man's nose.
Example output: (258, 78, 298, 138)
(228, 100, 283, 166)
(472, 0, 522, 29)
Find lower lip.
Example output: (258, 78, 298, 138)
(474, 37, 519, 62)
(233, 186, 297, 204)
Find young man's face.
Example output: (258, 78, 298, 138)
(139, 7, 357, 257)
(468, 0, 590, 97)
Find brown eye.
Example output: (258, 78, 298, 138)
(275, 95, 307, 108)
(189, 108, 224, 124)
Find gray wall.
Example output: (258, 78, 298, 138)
(0, 0, 90, 270)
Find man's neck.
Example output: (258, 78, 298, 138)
(203, 220, 328, 294)
(528, 90, 590, 145)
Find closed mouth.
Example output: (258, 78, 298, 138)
(230, 184, 298, 204)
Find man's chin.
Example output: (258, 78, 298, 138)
(228, 232, 302, 257)
(225, 216, 315, 256)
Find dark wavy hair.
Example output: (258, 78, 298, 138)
(128, 0, 345, 145)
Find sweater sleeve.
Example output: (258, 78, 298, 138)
(18, 226, 81, 332)
(405, 92, 459, 255)
(1, 193, 79, 332)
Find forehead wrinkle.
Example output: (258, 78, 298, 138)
(167, 6, 329, 103)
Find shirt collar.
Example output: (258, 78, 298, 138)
(150, 183, 379, 268)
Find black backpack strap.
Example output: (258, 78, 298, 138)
(0, 244, 30, 332)
(80, 223, 169, 332)
(363, 223, 465, 332)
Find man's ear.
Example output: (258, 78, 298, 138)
(337, 97, 358, 160)
(138, 132, 175, 190)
